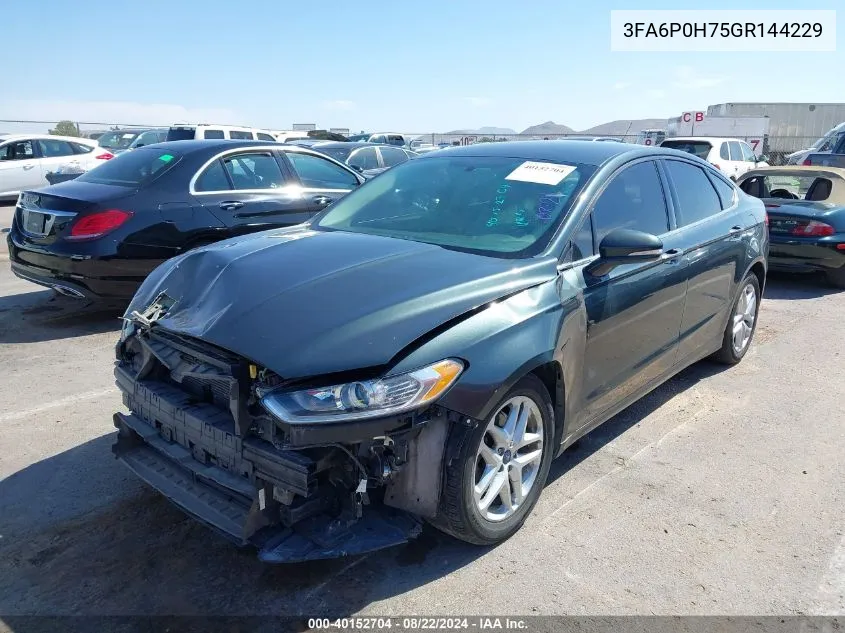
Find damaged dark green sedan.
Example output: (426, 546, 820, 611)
(113, 141, 768, 562)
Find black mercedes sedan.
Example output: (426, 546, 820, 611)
(112, 141, 768, 562)
(7, 140, 365, 300)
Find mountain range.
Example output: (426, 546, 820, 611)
(445, 118, 667, 137)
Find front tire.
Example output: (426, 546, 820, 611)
(712, 273, 761, 365)
(431, 375, 555, 545)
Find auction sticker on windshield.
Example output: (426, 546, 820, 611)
(505, 161, 576, 185)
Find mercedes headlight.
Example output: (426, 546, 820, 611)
(261, 359, 464, 424)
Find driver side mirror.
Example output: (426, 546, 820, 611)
(350, 164, 364, 173)
(756, 154, 769, 163)
(585, 228, 664, 277)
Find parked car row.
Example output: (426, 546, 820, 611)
(659, 136, 769, 180)
(8, 139, 778, 564)
(9, 137, 840, 565)
(0, 134, 112, 200)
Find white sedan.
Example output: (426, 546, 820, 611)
(0, 134, 114, 201)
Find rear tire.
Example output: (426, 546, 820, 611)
(431, 375, 555, 545)
(712, 273, 761, 365)
(825, 266, 845, 289)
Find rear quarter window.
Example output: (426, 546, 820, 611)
(76, 148, 181, 187)
(661, 140, 713, 160)
(166, 127, 197, 141)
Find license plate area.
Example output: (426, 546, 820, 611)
(22, 210, 48, 235)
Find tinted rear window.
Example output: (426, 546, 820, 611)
(76, 148, 181, 187)
(661, 140, 713, 159)
(98, 131, 141, 150)
(166, 127, 196, 141)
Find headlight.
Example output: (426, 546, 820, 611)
(261, 358, 464, 424)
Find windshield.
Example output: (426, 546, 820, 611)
(315, 155, 595, 258)
(661, 140, 712, 159)
(76, 148, 181, 187)
(98, 131, 141, 150)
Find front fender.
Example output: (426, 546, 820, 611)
(391, 279, 579, 424)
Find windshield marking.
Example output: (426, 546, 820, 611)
(505, 161, 577, 185)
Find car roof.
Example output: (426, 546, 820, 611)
(0, 134, 96, 143)
(311, 141, 384, 149)
(131, 139, 282, 153)
(418, 140, 652, 165)
(663, 137, 744, 143)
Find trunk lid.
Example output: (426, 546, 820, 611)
(16, 182, 133, 245)
(763, 200, 844, 235)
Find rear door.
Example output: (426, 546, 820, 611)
(726, 141, 744, 180)
(280, 149, 362, 212)
(36, 139, 86, 181)
(661, 158, 750, 361)
(192, 149, 316, 231)
(0, 139, 44, 195)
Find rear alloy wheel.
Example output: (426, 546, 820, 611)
(432, 375, 554, 545)
(712, 273, 760, 364)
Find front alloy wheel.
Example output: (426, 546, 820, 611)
(432, 374, 555, 545)
(474, 396, 544, 522)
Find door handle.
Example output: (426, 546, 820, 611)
(729, 225, 743, 235)
(661, 248, 683, 262)
(23, 164, 35, 170)
(312, 195, 333, 207)
(218, 201, 244, 211)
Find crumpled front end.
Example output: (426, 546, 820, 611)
(112, 310, 457, 563)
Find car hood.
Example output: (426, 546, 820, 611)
(127, 226, 558, 378)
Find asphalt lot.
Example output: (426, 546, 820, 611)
(0, 202, 843, 620)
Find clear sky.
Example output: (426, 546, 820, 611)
(2, 0, 842, 135)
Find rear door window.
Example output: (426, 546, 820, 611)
(221, 152, 285, 190)
(378, 146, 410, 167)
(664, 160, 722, 226)
(229, 130, 254, 140)
(386, 135, 405, 146)
(203, 129, 225, 139)
(36, 139, 76, 157)
(76, 148, 181, 187)
(286, 151, 360, 189)
(728, 141, 742, 161)
(348, 147, 379, 170)
(194, 160, 232, 192)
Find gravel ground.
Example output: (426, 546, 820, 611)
(0, 203, 843, 621)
